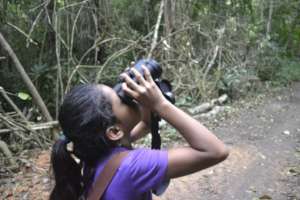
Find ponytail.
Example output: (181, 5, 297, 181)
(50, 139, 83, 200)
(50, 84, 117, 199)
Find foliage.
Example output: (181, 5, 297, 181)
(17, 92, 32, 101)
(0, 0, 299, 116)
(274, 59, 300, 85)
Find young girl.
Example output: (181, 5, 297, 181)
(50, 66, 229, 200)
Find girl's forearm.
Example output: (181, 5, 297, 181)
(155, 101, 227, 154)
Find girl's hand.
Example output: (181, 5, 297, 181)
(121, 66, 167, 112)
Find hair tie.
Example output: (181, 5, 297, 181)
(59, 132, 69, 142)
(59, 132, 74, 152)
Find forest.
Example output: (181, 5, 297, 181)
(0, 0, 300, 199)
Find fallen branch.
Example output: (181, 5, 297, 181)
(196, 105, 229, 119)
(0, 140, 16, 166)
(0, 121, 59, 135)
(188, 94, 228, 115)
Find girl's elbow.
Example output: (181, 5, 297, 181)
(211, 145, 230, 163)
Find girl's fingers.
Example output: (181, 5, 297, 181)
(142, 66, 154, 83)
(122, 83, 138, 99)
(131, 68, 147, 86)
(121, 73, 140, 91)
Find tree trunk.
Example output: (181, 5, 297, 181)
(164, 0, 175, 61)
(148, 0, 164, 59)
(45, 0, 56, 66)
(266, 0, 273, 38)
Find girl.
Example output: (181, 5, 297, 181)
(50, 66, 229, 200)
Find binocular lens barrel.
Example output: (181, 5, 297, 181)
(113, 59, 162, 106)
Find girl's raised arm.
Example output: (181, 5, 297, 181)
(154, 100, 229, 178)
(121, 66, 229, 179)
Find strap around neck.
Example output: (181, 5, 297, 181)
(87, 151, 129, 200)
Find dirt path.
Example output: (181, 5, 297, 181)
(1, 83, 299, 200)
(161, 83, 300, 200)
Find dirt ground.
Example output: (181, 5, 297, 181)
(0, 83, 299, 200)
(161, 82, 300, 200)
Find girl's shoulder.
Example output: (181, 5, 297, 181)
(120, 148, 168, 193)
(123, 148, 168, 168)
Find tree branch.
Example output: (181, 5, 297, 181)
(0, 32, 53, 123)
(0, 140, 16, 166)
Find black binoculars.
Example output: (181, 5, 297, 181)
(113, 59, 175, 149)
(113, 59, 175, 106)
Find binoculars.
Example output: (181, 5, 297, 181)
(113, 59, 175, 106)
(113, 59, 175, 149)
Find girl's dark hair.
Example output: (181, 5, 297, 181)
(50, 84, 117, 200)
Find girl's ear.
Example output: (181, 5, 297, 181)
(105, 126, 124, 141)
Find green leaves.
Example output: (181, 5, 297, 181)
(17, 92, 32, 101)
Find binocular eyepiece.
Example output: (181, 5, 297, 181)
(113, 59, 175, 106)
